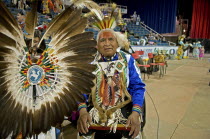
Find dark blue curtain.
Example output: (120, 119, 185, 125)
(117, 0, 178, 33)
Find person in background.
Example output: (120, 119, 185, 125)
(136, 15, 140, 25)
(17, 9, 26, 31)
(139, 37, 146, 46)
(199, 46, 205, 60)
(192, 41, 202, 60)
(177, 46, 183, 60)
(132, 11, 137, 23)
(26, 30, 46, 57)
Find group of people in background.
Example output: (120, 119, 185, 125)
(130, 11, 141, 25)
(178, 35, 205, 60)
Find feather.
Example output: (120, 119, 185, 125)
(56, 39, 96, 54)
(21, 106, 27, 137)
(33, 108, 42, 134)
(55, 31, 94, 50)
(11, 103, 22, 137)
(63, 86, 85, 103)
(84, 2, 106, 24)
(28, 110, 33, 137)
(0, 46, 14, 55)
(0, 2, 25, 46)
(67, 67, 96, 80)
(72, 47, 97, 55)
(50, 17, 88, 47)
(61, 55, 95, 64)
(43, 102, 51, 133)
(59, 94, 76, 115)
(0, 95, 13, 120)
(66, 63, 96, 73)
(40, 104, 47, 133)
(69, 73, 95, 91)
(5, 102, 21, 137)
(37, 6, 74, 47)
(49, 9, 82, 46)
(0, 98, 16, 138)
(66, 76, 93, 94)
(49, 103, 57, 127)
(24, 0, 38, 42)
(50, 101, 64, 126)
(0, 18, 20, 45)
(0, 32, 17, 48)
(71, 0, 102, 16)
(54, 97, 68, 117)
(46, 101, 56, 127)
(50, 9, 82, 43)
(63, 31, 94, 45)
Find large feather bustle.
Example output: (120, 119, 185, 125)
(0, 1, 98, 138)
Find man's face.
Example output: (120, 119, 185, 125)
(17, 13, 25, 23)
(97, 31, 118, 57)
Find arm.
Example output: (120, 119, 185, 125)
(127, 56, 146, 114)
(126, 56, 146, 138)
(77, 94, 92, 134)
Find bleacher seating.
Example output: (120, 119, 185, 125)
(7, 6, 170, 46)
(126, 22, 170, 46)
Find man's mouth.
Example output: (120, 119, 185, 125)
(104, 48, 113, 51)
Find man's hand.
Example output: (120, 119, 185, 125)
(125, 111, 141, 138)
(77, 108, 92, 134)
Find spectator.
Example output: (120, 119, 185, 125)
(17, 9, 26, 31)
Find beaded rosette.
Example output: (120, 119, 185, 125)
(20, 48, 60, 99)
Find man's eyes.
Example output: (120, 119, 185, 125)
(100, 39, 106, 42)
(99, 38, 114, 42)
(108, 38, 114, 41)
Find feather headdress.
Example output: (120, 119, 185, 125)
(0, 0, 100, 138)
(88, 3, 123, 30)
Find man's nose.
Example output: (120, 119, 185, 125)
(104, 39, 111, 46)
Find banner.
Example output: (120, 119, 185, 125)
(131, 45, 187, 59)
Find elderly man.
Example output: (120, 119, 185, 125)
(77, 29, 145, 139)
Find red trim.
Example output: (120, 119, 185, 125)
(89, 126, 131, 131)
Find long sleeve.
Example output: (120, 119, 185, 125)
(127, 56, 146, 114)
(78, 94, 89, 111)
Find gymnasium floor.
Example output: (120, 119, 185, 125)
(143, 53, 210, 139)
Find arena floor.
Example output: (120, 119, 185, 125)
(143, 53, 210, 139)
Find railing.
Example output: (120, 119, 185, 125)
(140, 22, 164, 39)
(140, 22, 177, 46)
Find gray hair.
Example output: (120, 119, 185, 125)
(96, 29, 117, 43)
(96, 29, 129, 49)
